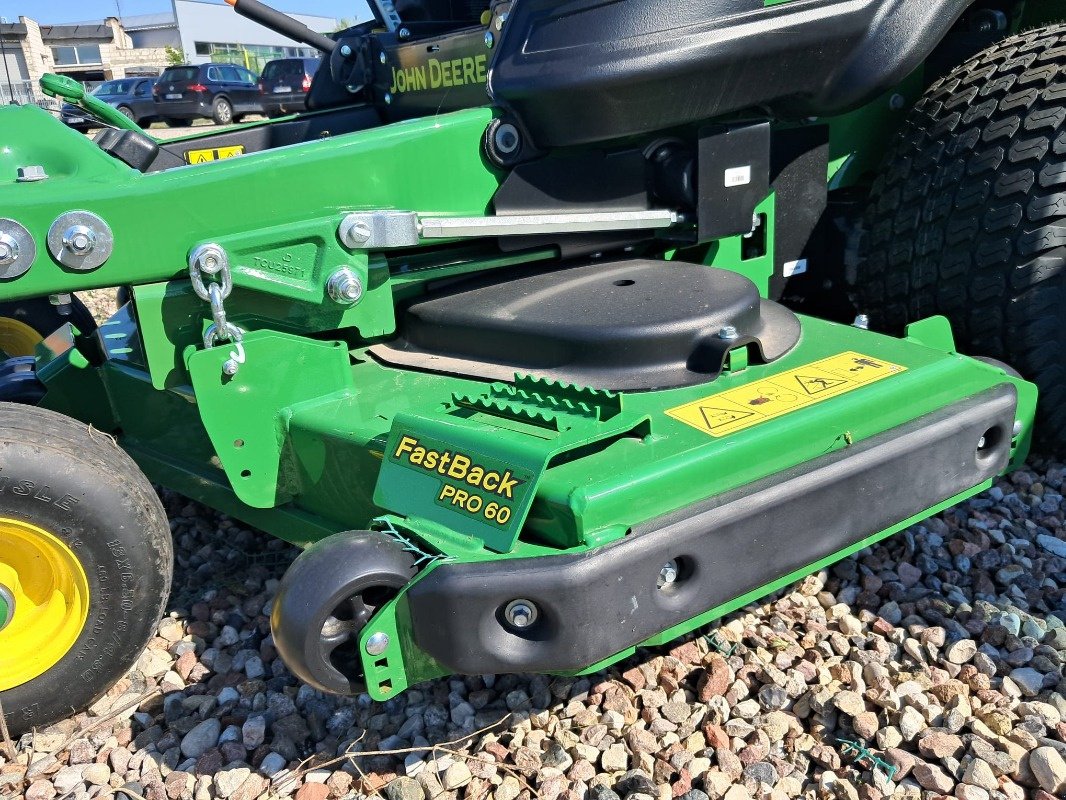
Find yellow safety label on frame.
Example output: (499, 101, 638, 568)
(666, 351, 906, 437)
(184, 145, 245, 164)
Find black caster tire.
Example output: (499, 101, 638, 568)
(0, 404, 172, 737)
(212, 98, 234, 126)
(271, 531, 416, 695)
(856, 23, 1066, 449)
(0, 296, 96, 359)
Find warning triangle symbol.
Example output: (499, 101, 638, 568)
(190, 152, 211, 163)
(794, 374, 849, 395)
(699, 406, 755, 430)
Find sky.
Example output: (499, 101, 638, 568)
(4, 0, 364, 24)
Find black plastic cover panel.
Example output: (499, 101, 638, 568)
(488, 0, 973, 148)
(372, 260, 800, 390)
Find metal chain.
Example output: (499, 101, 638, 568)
(189, 243, 246, 375)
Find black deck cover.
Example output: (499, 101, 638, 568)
(373, 259, 800, 390)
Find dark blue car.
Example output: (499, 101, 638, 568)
(60, 77, 158, 131)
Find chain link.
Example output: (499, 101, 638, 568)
(189, 244, 245, 375)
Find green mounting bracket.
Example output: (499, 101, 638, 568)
(188, 330, 355, 508)
(40, 73, 147, 135)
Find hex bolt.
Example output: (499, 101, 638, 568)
(657, 559, 679, 589)
(384, 92, 392, 105)
(484, 31, 495, 48)
(495, 12, 507, 30)
(0, 233, 19, 266)
(327, 267, 364, 305)
(378, 51, 386, 64)
(340, 44, 352, 57)
(222, 358, 240, 377)
(339, 216, 373, 247)
(718, 325, 739, 341)
(62, 225, 96, 256)
(49, 293, 73, 316)
(365, 631, 389, 656)
(398, 27, 411, 39)
(16, 165, 48, 182)
(493, 123, 520, 155)
(504, 599, 538, 629)
(853, 314, 870, 329)
(0, 583, 13, 632)
(190, 243, 228, 275)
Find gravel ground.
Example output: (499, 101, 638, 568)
(2, 294, 1064, 800)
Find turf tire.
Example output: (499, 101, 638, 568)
(855, 24, 1066, 447)
(0, 404, 172, 737)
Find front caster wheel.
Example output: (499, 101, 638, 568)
(0, 404, 172, 737)
(271, 531, 416, 695)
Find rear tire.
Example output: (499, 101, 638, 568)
(856, 24, 1066, 447)
(116, 105, 135, 121)
(0, 404, 172, 737)
(212, 98, 233, 125)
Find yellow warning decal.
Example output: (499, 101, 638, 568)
(666, 351, 906, 437)
(184, 145, 245, 164)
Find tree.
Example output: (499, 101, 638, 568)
(164, 45, 184, 66)
(334, 18, 354, 32)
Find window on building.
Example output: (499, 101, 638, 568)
(50, 44, 102, 66)
(194, 42, 210, 55)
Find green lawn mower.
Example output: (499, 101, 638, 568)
(0, 0, 1062, 735)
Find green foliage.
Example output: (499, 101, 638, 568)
(164, 46, 184, 66)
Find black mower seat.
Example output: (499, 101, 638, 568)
(488, 0, 974, 148)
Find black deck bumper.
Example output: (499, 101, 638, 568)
(407, 384, 1017, 674)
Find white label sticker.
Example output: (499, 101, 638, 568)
(724, 166, 752, 187)
(783, 258, 808, 277)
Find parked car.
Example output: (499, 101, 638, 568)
(60, 77, 158, 131)
(259, 57, 322, 117)
(152, 63, 262, 125)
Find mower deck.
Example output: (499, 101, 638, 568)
(38, 298, 1035, 698)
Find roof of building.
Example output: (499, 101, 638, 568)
(0, 23, 27, 37)
(39, 24, 112, 41)
(120, 12, 177, 31)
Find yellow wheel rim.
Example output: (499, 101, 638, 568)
(0, 517, 90, 691)
(0, 317, 43, 358)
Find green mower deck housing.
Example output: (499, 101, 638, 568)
(0, 0, 1062, 729)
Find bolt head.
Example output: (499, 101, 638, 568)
(0, 236, 18, 266)
(399, 27, 410, 39)
(657, 560, 679, 588)
(384, 92, 392, 105)
(494, 123, 520, 155)
(504, 599, 538, 629)
(327, 267, 364, 305)
(484, 31, 495, 48)
(853, 314, 870, 330)
(222, 359, 240, 376)
(341, 44, 352, 57)
(1013, 420, 1022, 437)
(718, 325, 739, 340)
(62, 225, 96, 255)
(365, 631, 389, 656)
(15, 165, 47, 182)
(378, 50, 386, 64)
(340, 216, 372, 247)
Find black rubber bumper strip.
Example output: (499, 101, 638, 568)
(408, 384, 1017, 674)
